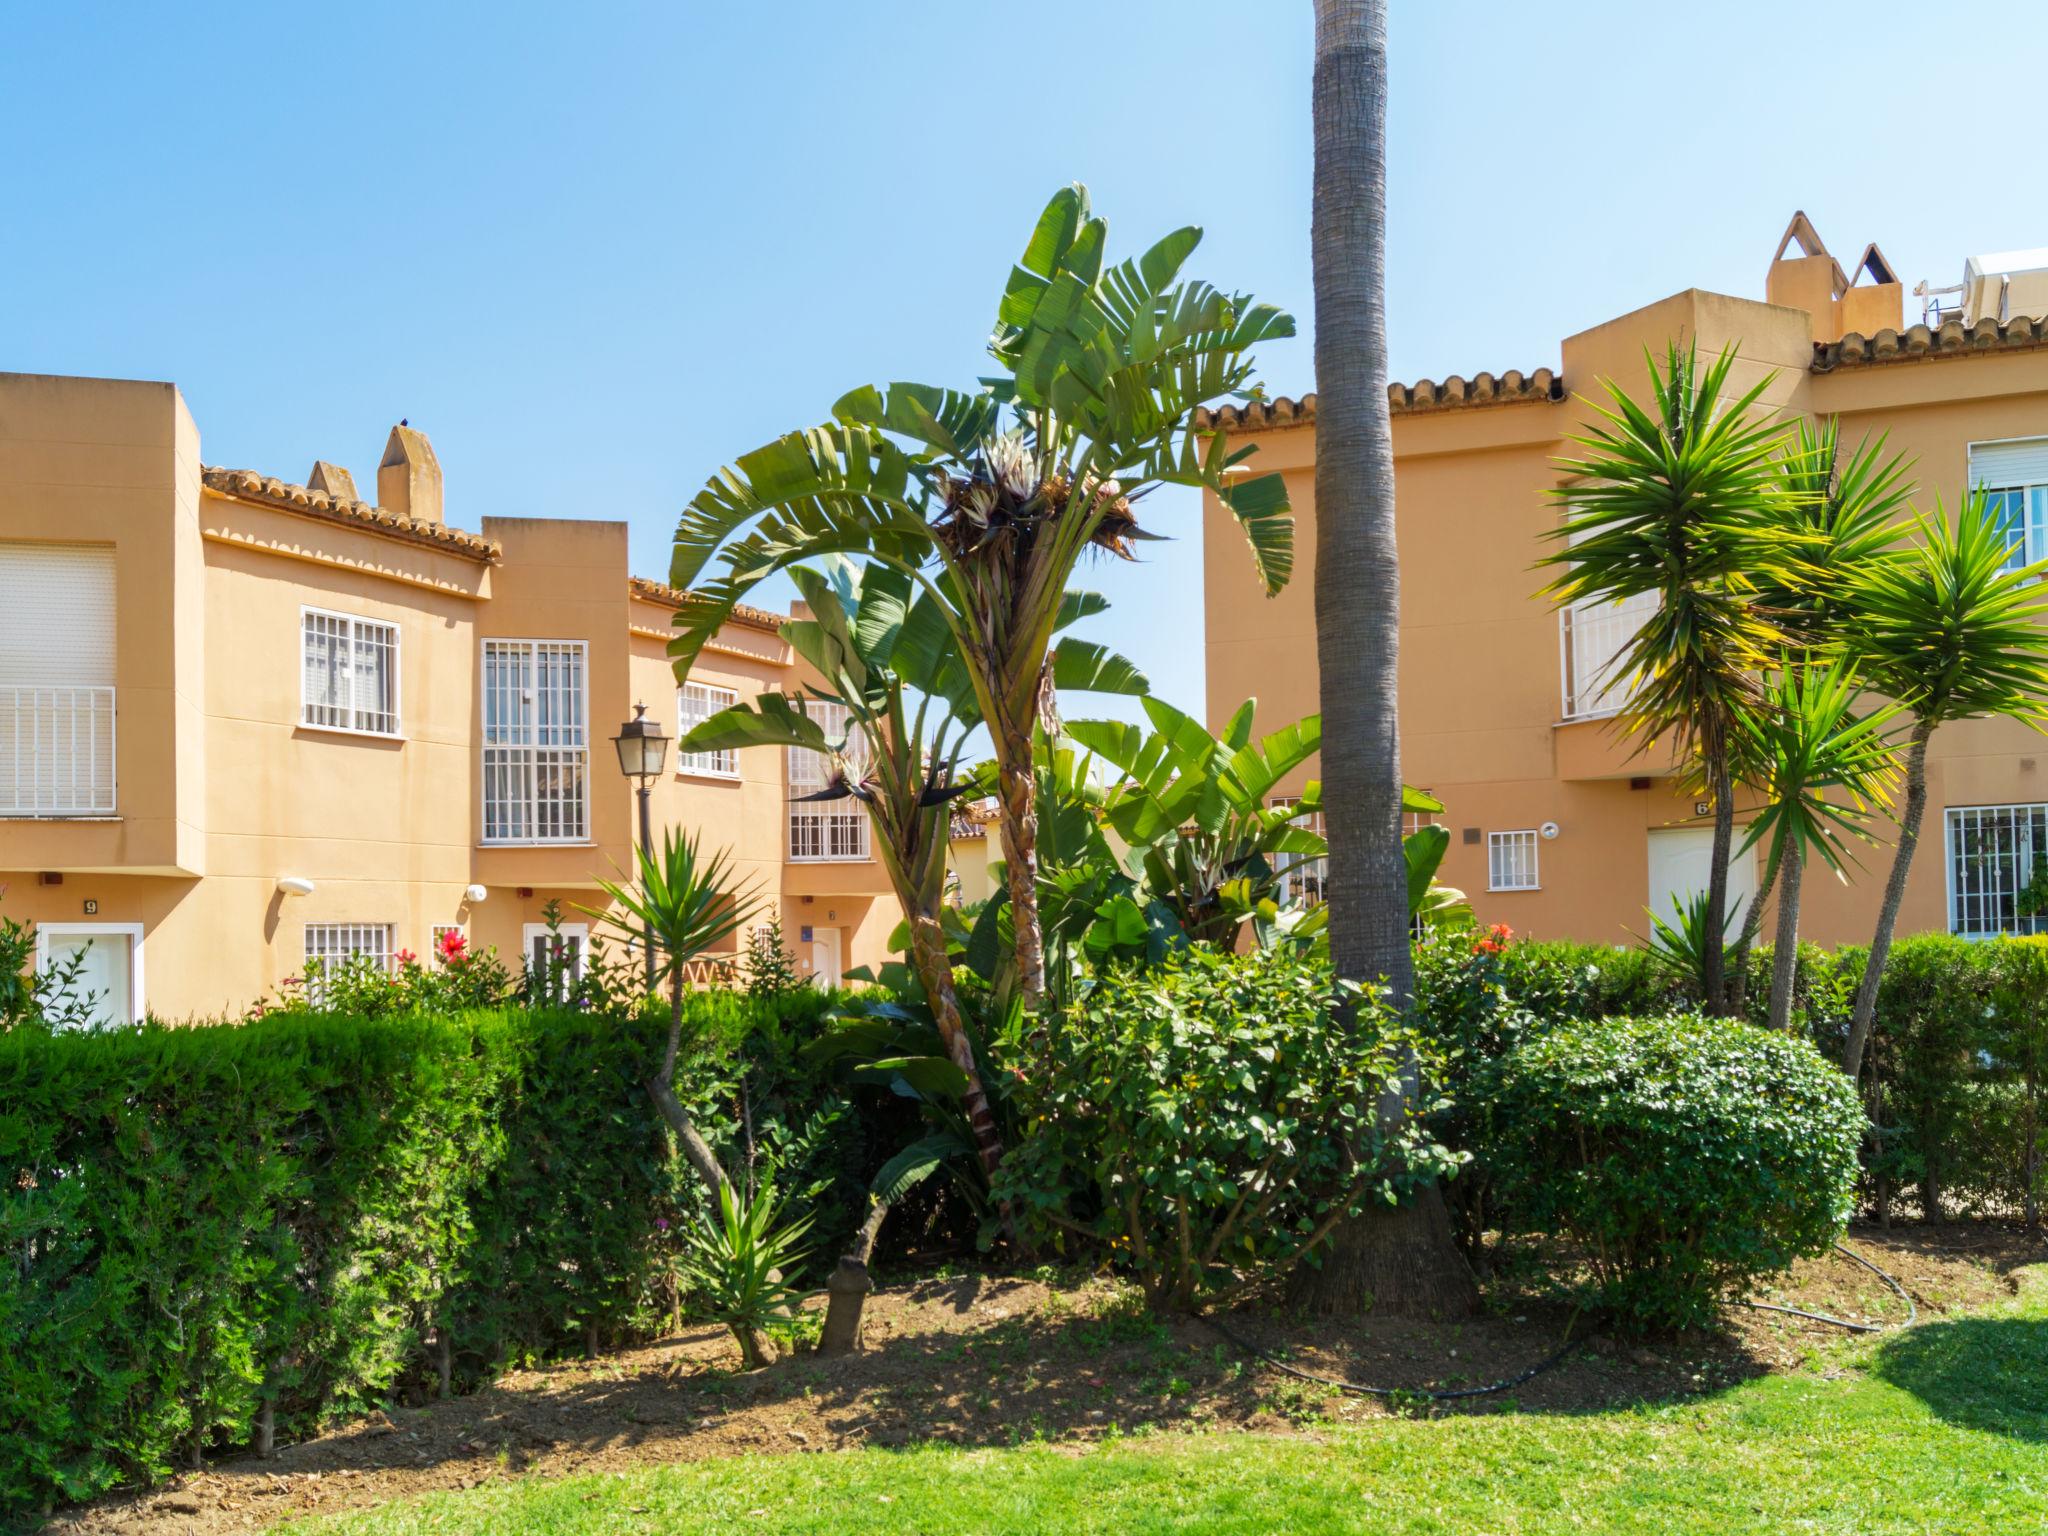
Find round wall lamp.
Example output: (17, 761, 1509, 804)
(464, 884, 488, 903)
(1539, 821, 1561, 841)
(276, 876, 316, 897)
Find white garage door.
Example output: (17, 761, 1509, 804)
(1647, 826, 1760, 934)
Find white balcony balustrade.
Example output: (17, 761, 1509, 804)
(0, 685, 117, 816)
(1559, 594, 1656, 721)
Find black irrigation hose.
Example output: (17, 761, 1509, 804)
(1203, 1240, 1919, 1398)
(1200, 1308, 1587, 1403)
(1734, 1240, 1917, 1334)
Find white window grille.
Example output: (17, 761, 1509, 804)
(1968, 439, 2048, 573)
(1488, 830, 1540, 891)
(1559, 591, 1656, 720)
(1269, 795, 1328, 905)
(677, 682, 739, 776)
(481, 640, 589, 844)
(1, 542, 117, 816)
(302, 923, 393, 1002)
(788, 699, 869, 861)
(1946, 803, 2048, 938)
(431, 924, 466, 964)
(301, 608, 399, 735)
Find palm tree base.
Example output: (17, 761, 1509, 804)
(1286, 1183, 1478, 1318)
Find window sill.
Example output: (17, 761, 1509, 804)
(787, 856, 873, 865)
(674, 768, 742, 784)
(0, 813, 120, 821)
(298, 721, 405, 743)
(1487, 885, 1541, 894)
(480, 839, 597, 849)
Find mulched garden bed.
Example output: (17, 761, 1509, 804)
(47, 1222, 2045, 1536)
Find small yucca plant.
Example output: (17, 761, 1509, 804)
(685, 1180, 814, 1369)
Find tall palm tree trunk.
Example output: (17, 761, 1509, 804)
(1767, 843, 1805, 1033)
(1702, 722, 1736, 1015)
(1726, 837, 1784, 1018)
(907, 908, 1007, 1180)
(1289, 0, 1476, 1320)
(1844, 717, 1934, 1080)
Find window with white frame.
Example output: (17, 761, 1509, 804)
(1946, 803, 2048, 938)
(677, 682, 739, 776)
(788, 700, 869, 861)
(481, 640, 589, 843)
(1269, 795, 1328, 905)
(1488, 830, 1540, 891)
(302, 609, 399, 735)
(431, 924, 467, 965)
(1970, 439, 2048, 573)
(1557, 512, 1657, 720)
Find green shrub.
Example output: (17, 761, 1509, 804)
(0, 990, 861, 1518)
(1480, 1013, 1863, 1331)
(993, 948, 1462, 1312)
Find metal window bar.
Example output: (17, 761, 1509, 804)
(787, 699, 870, 860)
(1269, 795, 1328, 906)
(0, 685, 116, 816)
(302, 611, 397, 734)
(480, 640, 589, 843)
(1947, 804, 2048, 938)
(1559, 592, 1656, 720)
(1488, 830, 1540, 891)
(302, 922, 394, 1004)
(677, 683, 738, 775)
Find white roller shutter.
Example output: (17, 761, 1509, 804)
(1969, 438, 2048, 489)
(0, 543, 117, 814)
(0, 543, 116, 688)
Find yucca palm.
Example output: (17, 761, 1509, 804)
(677, 557, 1145, 1182)
(667, 185, 1295, 1008)
(1540, 341, 1806, 1011)
(1758, 418, 1915, 636)
(587, 831, 762, 1199)
(1733, 662, 1901, 1032)
(1719, 421, 1914, 995)
(1839, 491, 2048, 1077)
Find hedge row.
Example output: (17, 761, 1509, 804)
(1416, 932, 2048, 1226)
(0, 992, 863, 1517)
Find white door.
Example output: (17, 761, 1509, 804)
(1647, 827, 1760, 934)
(807, 926, 842, 988)
(36, 925, 141, 1026)
(523, 922, 588, 1001)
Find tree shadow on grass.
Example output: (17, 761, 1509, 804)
(1871, 1316, 2048, 1441)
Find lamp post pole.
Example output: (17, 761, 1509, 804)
(636, 776, 655, 992)
(610, 702, 671, 997)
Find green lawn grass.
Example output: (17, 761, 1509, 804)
(281, 1269, 2048, 1536)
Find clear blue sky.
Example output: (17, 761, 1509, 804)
(7, 1, 2046, 728)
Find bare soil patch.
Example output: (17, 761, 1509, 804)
(47, 1222, 2044, 1536)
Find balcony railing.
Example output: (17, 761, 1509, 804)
(1559, 596, 1655, 721)
(0, 686, 116, 816)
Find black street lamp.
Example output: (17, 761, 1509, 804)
(611, 702, 670, 991)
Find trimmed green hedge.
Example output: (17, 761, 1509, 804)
(1416, 931, 2048, 1227)
(1480, 1014, 1863, 1330)
(0, 993, 861, 1517)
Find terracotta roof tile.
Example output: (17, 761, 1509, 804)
(1196, 369, 1564, 434)
(628, 576, 788, 634)
(1813, 315, 2048, 372)
(201, 466, 500, 561)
